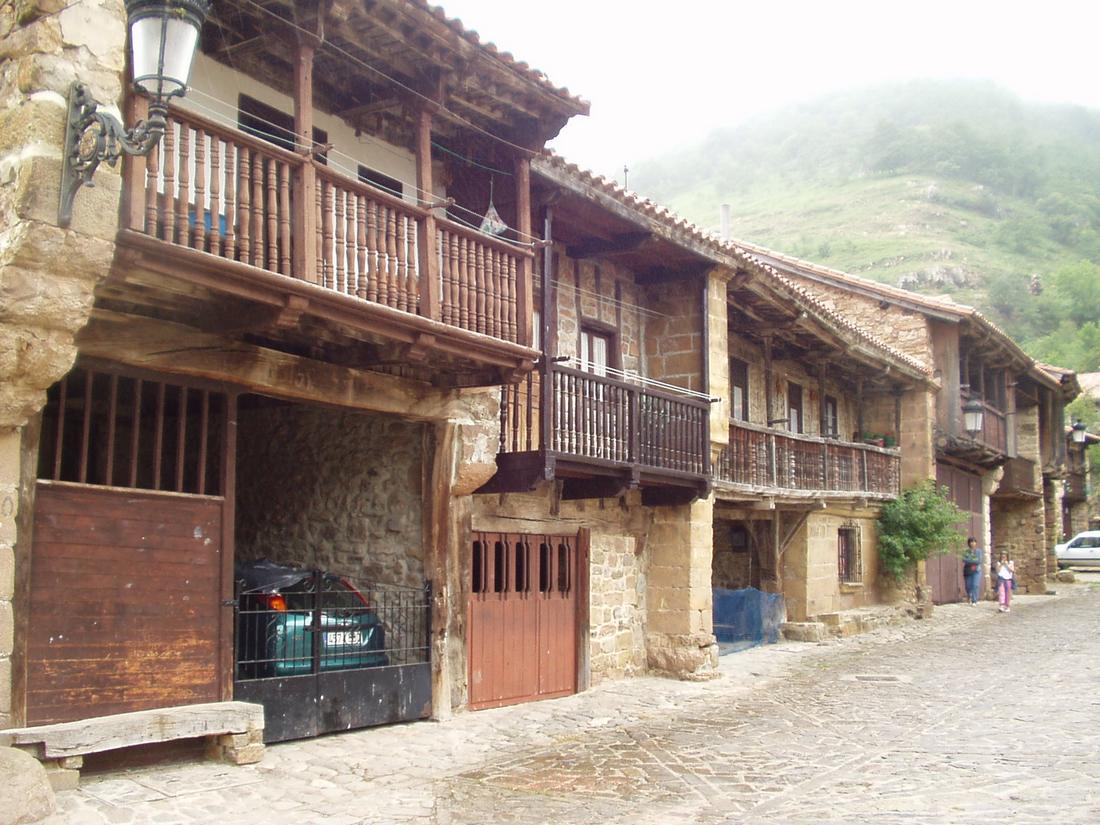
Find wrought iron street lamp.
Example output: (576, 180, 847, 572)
(962, 397, 984, 438)
(1071, 419, 1088, 445)
(59, 0, 210, 227)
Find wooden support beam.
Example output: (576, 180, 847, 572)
(778, 511, 811, 557)
(514, 155, 533, 347)
(292, 39, 318, 284)
(415, 106, 440, 321)
(565, 232, 650, 260)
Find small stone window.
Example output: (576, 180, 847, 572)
(838, 523, 862, 584)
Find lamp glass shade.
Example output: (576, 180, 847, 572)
(1071, 421, 1088, 444)
(962, 399, 984, 436)
(127, 0, 209, 102)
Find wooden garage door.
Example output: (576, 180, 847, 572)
(929, 463, 982, 604)
(26, 364, 233, 725)
(27, 484, 224, 724)
(468, 533, 579, 710)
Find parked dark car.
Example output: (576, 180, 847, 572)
(236, 560, 387, 679)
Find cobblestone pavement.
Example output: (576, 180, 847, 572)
(51, 585, 1100, 825)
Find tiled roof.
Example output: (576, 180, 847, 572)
(419, 1, 589, 114)
(532, 154, 932, 380)
(728, 239, 1048, 373)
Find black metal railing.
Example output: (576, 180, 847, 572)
(235, 570, 430, 681)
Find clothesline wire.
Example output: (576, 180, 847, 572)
(548, 278, 666, 319)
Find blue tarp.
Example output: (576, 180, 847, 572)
(712, 587, 786, 655)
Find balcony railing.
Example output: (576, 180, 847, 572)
(714, 420, 900, 497)
(498, 363, 710, 477)
(122, 108, 530, 345)
(1065, 468, 1088, 503)
(960, 395, 1007, 454)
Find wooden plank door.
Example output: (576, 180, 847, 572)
(468, 532, 578, 710)
(25, 364, 234, 725)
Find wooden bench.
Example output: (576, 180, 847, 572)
(0, 701, 265, 790)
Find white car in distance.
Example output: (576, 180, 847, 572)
(1055, 531, 1100, 569)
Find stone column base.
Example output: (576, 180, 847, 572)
(646, 632, 719, 681)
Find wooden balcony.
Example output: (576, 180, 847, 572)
(480, 362, 711, 503)
(714, 420, 900, 499)
(965, 397, 1008, 454)
(110, 107, 536, 384)
(995, 456, 1039, 498)
(1065, 469, 1088, 503)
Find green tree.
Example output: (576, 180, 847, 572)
(877, 482, 966, 581)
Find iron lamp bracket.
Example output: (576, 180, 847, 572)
(59, 82, 167, 228)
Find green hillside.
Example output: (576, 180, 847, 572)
(632, 80, 1100, 374)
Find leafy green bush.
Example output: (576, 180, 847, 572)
(877, 481, 966, 581)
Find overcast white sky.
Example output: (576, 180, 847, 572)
(438, 0, 1100, 183)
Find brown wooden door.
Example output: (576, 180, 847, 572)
(468, 533, 577, 710)
(27, 483, 225, 724)
(929, 463, 982, 604)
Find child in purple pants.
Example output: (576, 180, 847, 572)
(995, 552, 1015, 612)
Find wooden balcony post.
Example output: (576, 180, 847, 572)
(540, 208, 555, 452)
(515, 156, 534, 347)
(122, 93, 150, 231)
(293, 39, 318, 283)
(415, 107, 440, 320)
(860, 448, 869, 493)
(629, 386, 641, 464)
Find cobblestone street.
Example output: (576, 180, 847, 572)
(52, 585, 1100, 825)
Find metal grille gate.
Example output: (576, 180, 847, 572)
(468, 532, 577, 710)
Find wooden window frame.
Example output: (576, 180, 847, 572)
(730, 358, 749, 422)
(838, 524, 862, 584)
(788, 382, 804, 434)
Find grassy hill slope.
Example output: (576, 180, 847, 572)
(632, 80, 1100, 362)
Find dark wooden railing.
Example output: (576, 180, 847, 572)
(960, 395, 1007, 454)
(1065, 469, 1087, 503)
(123, 107, 530, 345)
(714, 420, 900, 496)
(498, 364, 709, 476)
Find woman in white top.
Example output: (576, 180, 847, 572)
(995, 552, 1015, 613)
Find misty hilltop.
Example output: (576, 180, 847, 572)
(631, 79, 1100, 368)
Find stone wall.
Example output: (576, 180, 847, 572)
(990, 405, 1047, 592)
(552, 252, 644, 371)
(781, 509, 881, 621)
(990, 496, 1047, 593)
(644, 279, 704, 393)
(711, 518, 752, 590)
(1, 0, 128, 727)
(235, 403, 425, 588)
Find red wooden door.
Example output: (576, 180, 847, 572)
(468, 533, 577, 710)
(930, 463, 982, 604)
(27, 484, 225, 724)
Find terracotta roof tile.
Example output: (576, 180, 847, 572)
(418, 1, 589, 113)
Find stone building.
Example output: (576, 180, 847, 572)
(732, 243, 1080, 601)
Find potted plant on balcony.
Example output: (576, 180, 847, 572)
(883, 433, 897, 448)
(862, 431, 885, 447)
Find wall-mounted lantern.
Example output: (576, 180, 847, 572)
(59, 0, 210, 227)
(962, 397, 984, 438)
(1071, 419, 1089, 445)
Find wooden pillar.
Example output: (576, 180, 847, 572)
(123, 93, 150, 231)
(764, 337, 776, 485)
(217, 393, 238, 700)
(514, 156, 534, 347)
(415, 107, 440, 320)
(763, 336, 775, 426)
(816, 363, 827, 435)
(292, 40, 318, 283)
(540, 208, 554, 452)
(894, 390, 903, 442)
(856, 378, 865, 441)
